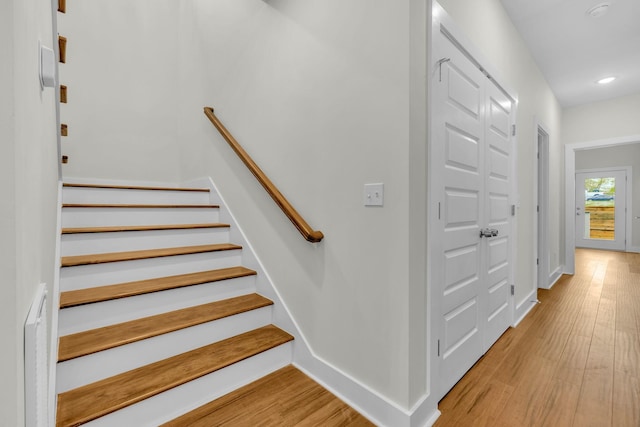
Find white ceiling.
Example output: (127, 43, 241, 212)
(500, 0, 640, 107)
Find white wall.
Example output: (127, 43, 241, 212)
(58, 0, 181, 183)
(436, 0, 564, 306)
(56, 0, 431, 412)
(563, 92, 640, 144)
(1, 0, 60, 425)
(575, 144, 640, 250)
(0, 0, 18, 424)
(177, 0, 425, 410)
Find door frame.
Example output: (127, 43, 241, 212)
(534, 121, 550, 289)
(574, 167, 629, 251)
(564, 134, 640, 273)
(429, 2, 518, 400)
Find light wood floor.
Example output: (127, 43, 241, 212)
(161, 365, 374, 426)
(434, 248, 640, 427)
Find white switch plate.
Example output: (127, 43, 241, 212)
(364, 183, 384, 206)
(39, 42, 56, 89)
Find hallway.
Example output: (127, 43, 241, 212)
(435, 248, 640, 426)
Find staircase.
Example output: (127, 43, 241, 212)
(55, 182, 299, 426)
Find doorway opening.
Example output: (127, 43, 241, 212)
(575, 168, 628, 251)
(564, 135, 640, 273)
(536, 124, 549, 289)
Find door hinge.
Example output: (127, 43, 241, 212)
(511, 204, 516, 216)
(512, 124, 516, 136)
(437, 339, 440, 357)
(438, 202, 441, 220)
(510, 284, 515, 296)
(537, 205, 539, 213)
(436, 58, 451, 82)
(537, 258, 539, 265)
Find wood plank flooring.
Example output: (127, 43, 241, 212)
(161, 365, 374, 427)
(435, 248, 640, 427)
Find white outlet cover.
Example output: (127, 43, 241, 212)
(364, 183, 384, 206)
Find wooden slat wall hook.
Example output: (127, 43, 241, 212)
(60, 85, 67, 103)
(58, 0, 66, 13)
(61, 124, 68, 136)
(62, 155, 69, 164)
(58, 36, 67, 63)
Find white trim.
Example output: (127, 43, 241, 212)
(534, 119, 550, 292)
(547, 266, 564, 290)
(564, 134, 640, 274)
(184, 177, 437, 426)
(513, 289, 538, 327)
(48, 181, 63, 426)
(628, 246, 640, 254)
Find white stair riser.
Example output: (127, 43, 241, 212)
(62, 207, 219, 228)
(63, 187, 211, 205)
(60, 251, 243, 291)
(57, 307, 273, 393)
(61, 228, 230, 256)
(82, 343, 293, 427)
(58, 276, 256, 335)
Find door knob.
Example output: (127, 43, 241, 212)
(480, 228, 499, 238)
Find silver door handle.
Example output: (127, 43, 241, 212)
(480, 228, 499, 238)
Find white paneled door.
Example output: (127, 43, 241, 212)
(432, 27, 515, 400)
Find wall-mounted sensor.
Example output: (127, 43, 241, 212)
(39, 42, 56, 89)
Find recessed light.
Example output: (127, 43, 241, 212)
(586, 2, 611, 18)
(597, 77, 616, 85)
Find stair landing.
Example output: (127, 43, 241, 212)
(162, 365, 375, 427)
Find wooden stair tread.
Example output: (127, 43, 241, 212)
(55, 325, 294, 427)
(61, 243, 241, 267)
(62, 203, 218, 208)
(59, 266, 257, 308)
(62, 223, 229, 234)
(161, 365, 374, 427)
(63, 183, 210, 192)
(58, 293, 273, 362)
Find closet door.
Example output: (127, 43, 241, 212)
(483, 81, 514, 352)
(433, 30, 487, 398)
(433, 29, 515, 399)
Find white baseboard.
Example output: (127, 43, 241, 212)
(513, 288, 538, 327)
(628, 246, 640, 254)
(547, 266, 564, 289)
(185, 177, 440, 427)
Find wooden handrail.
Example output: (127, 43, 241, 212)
(204, 107, 324, 243)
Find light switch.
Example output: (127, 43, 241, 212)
(364, 183, 384, 206)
